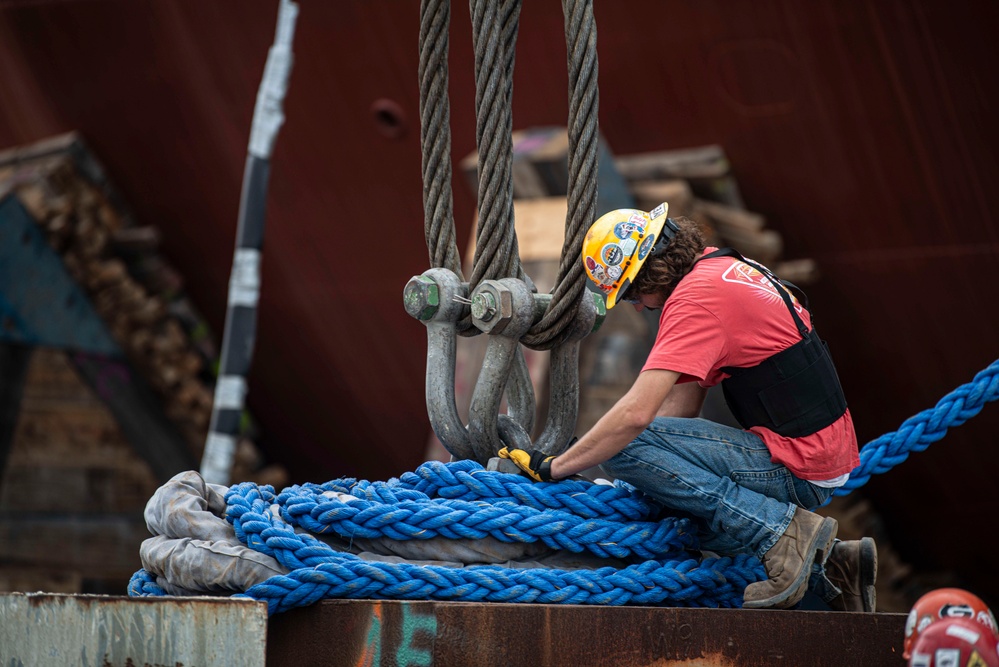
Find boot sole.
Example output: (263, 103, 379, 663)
(744, 516, 839, 609)
(858, 536, 878, 612)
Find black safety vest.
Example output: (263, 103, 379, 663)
(697, 248, 848, 438)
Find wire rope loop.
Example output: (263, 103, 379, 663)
(467, 0, 524, 296)
(521, 0, 599, 351)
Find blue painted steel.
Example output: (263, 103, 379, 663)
(0, 194, 121, 356)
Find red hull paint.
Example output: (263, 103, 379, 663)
(1, 0, 997, 602)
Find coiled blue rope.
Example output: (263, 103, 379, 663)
(129, 569, 166, 597)
(128, 462, 762, 612)
(129, 359, 999, 613)
(836, 358, 999, 495)
(224, 471, 695, 566)
(278, 461, 654, 522)
(395, 460, 655, 520)
(268, 482, 684, 560)
(225, 480, 759, 613)
(236, 554, 761, 615)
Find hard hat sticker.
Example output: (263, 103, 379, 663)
(619, 238, 637, 257)
(628, 213, 648, 230)
(614, 220, 644, 239)
(585, 255, 611, 286)
(606, 265, 622, 280)
(601, 243, 624, 266)
(941, 604, 976, 619)
(944, 624, 983, 644)
(649, 202, 667, 219)
(637, 234, 656, 260)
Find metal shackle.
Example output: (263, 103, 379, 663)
(469, 278, 535, 337)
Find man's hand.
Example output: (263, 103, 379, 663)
(498, 447, 555, 482)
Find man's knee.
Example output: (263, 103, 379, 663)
(601, 451, 628, 479)
(645, 416, 697, 435)
(602, 443, 660, 482)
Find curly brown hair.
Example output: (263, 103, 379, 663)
(628, 216, 707, 299)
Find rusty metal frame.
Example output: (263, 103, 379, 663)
(268, 599, 908, 667)
(0, 593, 267, 666)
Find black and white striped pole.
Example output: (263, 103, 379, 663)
(200, 0, 299, 486)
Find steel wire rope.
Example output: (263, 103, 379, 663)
(418, 0, 599, 347)
(521, 0, 598, 350)
(467, 0, 527, 290)
(418, 0, 478, 334)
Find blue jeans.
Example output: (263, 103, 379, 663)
(602, 417, 840, 601)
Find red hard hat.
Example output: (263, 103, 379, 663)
(904, 588, 999, 660)
(907, 617, 999, 667)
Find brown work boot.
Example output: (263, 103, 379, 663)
(825, 538, 877, 612)
(743, 508, 838, 609)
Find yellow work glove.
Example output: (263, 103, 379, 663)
(498, 446, 555, 482)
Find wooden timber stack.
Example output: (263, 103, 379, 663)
(3, 142, 208, 447)
(615, 143, 819, 285)
(0, 134, 286, 594)
(0, 348, 158, 593)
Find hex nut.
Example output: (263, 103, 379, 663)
(403, 275, 440, 321)
(471, 291, 497, 321)
(473, 283, 514, 334)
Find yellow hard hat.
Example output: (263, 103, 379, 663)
(581, 202, 677, 309)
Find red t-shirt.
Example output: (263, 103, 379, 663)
(641, 248, 859, 481)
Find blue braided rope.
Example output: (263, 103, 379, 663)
(300, 459, 655, 522)
(837, 358, 999, 495)
(128, 569, 167, 597)
(228, 554, 763, 615)
(396, 460, 655, 520)
(227, 481, 696, 565)
(222, 485, 760, 613)
(265, 483, 689, 560)
(127, 463, 762, 611)
(130, 552, 763, 614)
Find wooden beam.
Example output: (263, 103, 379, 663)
(0, 511, 149, 579)
(69, 351, 198, 482)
